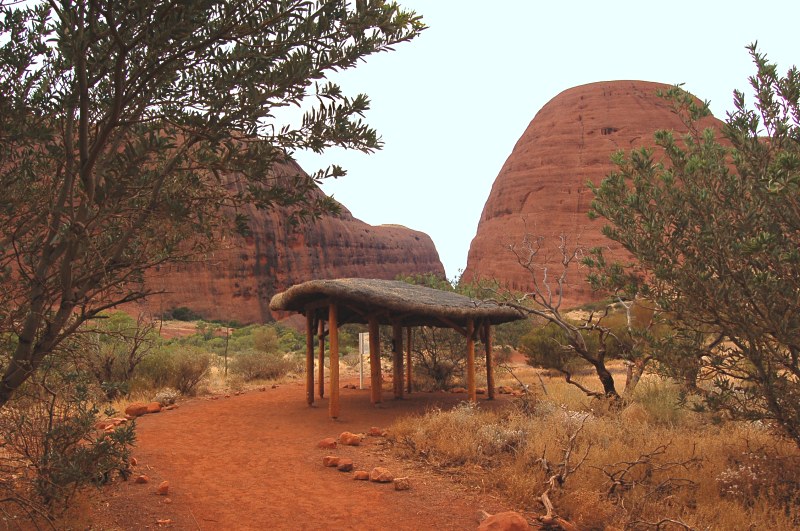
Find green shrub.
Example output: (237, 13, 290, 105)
(165, 306, 202, 321)
(134, 346, 173, 390)
(0, 375, 134, 519)
(229, 350, 300, 381)
(494, 319, 534, 349)
(411, 326, 467, 391)
(520, 323, 590, 373)
(133, 345, 211, 395)
(170, 347, 213, 395)
(252, 326, 279, 353)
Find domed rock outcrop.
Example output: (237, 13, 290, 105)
(463, 80, 724, 308)
(139, 159, 444, 323)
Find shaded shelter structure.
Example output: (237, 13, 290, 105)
(269, 278, 524, 418)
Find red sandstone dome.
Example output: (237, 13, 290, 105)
(138, 159, 444, 323)
(463, 80, 724, 308)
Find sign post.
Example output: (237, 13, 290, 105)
(358, 332, 369, 390)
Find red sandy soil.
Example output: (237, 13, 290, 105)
(84, 381, 519, 530)
(156, 321, 199, 340)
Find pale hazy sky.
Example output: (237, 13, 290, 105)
(293, 1, 800, 280)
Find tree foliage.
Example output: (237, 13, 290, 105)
(588, 45, 800, 445)
(0, 0, 424, 405)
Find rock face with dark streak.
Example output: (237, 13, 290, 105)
(463, 80, 724, 308)
(140, 160, 444, 323)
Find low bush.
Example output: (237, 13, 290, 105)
(410, 327, 467, 391)
(229, 350, 301, 382)
(164, 306, 202, 321)
(0, 375, 134, 523)
(169, 347, 213, 395)
(134, 345, 212, 395)
(519, 323, 590, 374)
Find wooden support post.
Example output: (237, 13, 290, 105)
(305, 313, 315, 406)
(392, 323, 404, 399)
(484, 321, 495, 400)
(368, 316, 382, 404)
(467, 319, 476, 403)
(406, 327, 413, 394)
(318, 320, 325, 398)
(329, 303, 340, 419)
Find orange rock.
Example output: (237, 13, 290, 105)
(464, 81, 725, 308)
(353, 470, 370, 481)
(450, 387, 467, 394)
(322, 456, 340, 467)
(125, 402, 149, 417)
(156, 481, 169, 495)
(497, 386, 514, 395)
(369, 467, 393, 483)
(368, 427, 385, 437)
(336, 458, 354, 472)
(146, 402, 162, 414)
(164, 404, 178, 411)
(136, 167, 444, 325)
(317, 437, 337, 449)
(476, 387, 487, 395)
(339, 431, 362, 446)
(130, 457, 138, 466)
(134, 475, 149, 484)
(477, 511, 529, 531)
(393, 477, 410, 491)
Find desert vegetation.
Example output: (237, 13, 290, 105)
(391, 369, 800, 529)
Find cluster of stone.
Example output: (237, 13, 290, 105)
(318, 428, 410, 491)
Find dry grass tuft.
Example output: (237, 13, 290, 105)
(390, 376, 800, 530)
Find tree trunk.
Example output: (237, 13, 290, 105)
(591, 359, 619, 398)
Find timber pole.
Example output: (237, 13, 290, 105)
(318, 320, 325, 398)
(329, 302, 340, 419)
(406, 327, 413, 394)
(392, 323, 404, 399)
(484, 321, 495, 400)
(305, 312, 315, 406)
(368, 316, 382, 404)
(467, 319, 476, 403)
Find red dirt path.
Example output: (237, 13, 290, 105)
(89, 380, 515, 530)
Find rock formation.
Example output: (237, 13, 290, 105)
(463, 80, 724, 308)
(138, 159, 444, 323)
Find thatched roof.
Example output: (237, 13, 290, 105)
(269, 278, 524, 328)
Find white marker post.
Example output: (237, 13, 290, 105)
(358, 332, 369, 390)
